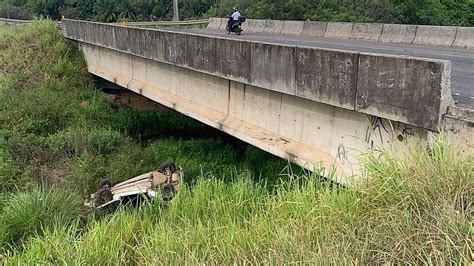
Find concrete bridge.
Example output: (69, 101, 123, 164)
(0, 18, 32, 27)
(62, 19, 473, 183)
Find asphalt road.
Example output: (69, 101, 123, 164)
(172, 28, 474, 108)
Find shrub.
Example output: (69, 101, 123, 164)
(0, 188, 83, 246)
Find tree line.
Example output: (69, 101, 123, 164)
(0, 0, 473, 26)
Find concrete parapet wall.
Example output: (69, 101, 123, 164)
(379, 24, 416, 44)
(142, 29, 165, 61)
(356, 54, 452, 130)
(296, 47, 358, 110)
(207, 18, 223, 30)
(215, 38, 251, 83)
(186, 34, 217, 73)
(63, 19, 453, 130)
(300, 21, 327, 37)
(263, 20, 284, 34)
(251, 42, 296, 95)
(246, 19, 265, 32)
(212, 17, 474, 49)
(414, 25, 457, 47)
(350, 23, 383, 41)
(0, 18, 32, 27)
(114, 26, 132, 53)
(324, 22, 353, 39)
(163, 31, 187, 66)
(281, 21, 304, 35)
(452, 27, 474, 49)
(218, 18, 227, 31)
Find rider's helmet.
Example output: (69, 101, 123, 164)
(234, 7, 239, 12)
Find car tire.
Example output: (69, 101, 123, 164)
(99, 179, 113, 189)
(158, 161, 177, 173)
(95, 188, 113, 207)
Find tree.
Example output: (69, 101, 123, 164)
(117, 0, 137, 21)
(93, 0, 117, 22)
(27, 0, 65, 19)
(135, 0, 155, 21)
(62, 0, 95, 19)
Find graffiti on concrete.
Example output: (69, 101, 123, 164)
(365, 116, 389, 151)
(336, 144, 349, 165)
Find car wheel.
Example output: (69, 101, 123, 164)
(99, 179, 113, 189)
(161, 184, 176, 201)
(95, 188, 113, 207)
(158, 161, 177, 173)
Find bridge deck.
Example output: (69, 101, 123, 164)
(171, 28, 474, 108)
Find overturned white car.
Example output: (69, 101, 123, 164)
(86, 161, 182, 210)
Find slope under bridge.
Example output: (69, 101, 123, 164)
(62, 19, 473, 184)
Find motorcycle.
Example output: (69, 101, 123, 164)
(226, 16, 246, 35)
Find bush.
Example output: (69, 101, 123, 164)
(0, 188, 83, 246)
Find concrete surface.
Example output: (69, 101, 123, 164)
(324, 22, 353, 39)
(452, 27, 474, 49)
(356, 54, 452, 130)
(414, 25, 457, 47)
(186, 34, 217, 73)
(67, 21, 473, 182)
(281, 21, 304, 35)
(295, 46, 358, 110)
(80, 42, 438, 182)
(444, 106, 474, 154)
(172, 27, 473, 108)
(207, 18, 222, 30)
(250, 42, 296, 95)
(0, 17, 31, 27)
(263, 20, 284, 34)
(163, 31, 187, 66)
(378, 24, 416, 44)
(215, 38, 251, 83)
(114, 26, 132, 53)
(218, 18, 227, 31)
(350, 23, 383, 41)
(62, 20, 464, 131)
(300, 21, 327, 37)
(143, 29, 165, 61)
(245, 19, 265, 33)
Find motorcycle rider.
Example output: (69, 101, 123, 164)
(227, 7, 241, 31)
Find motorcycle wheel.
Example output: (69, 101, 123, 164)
(226, 27, 230, 34)
(236, 31, 241, 36)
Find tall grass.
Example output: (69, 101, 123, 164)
(5, 137, 473, 264)
(0, 188, 83, 249)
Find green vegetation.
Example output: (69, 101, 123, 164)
(0, 20, 472, 264)
(1, 0, 474, 26)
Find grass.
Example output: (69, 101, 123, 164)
(4, 139, 473, 264)
(0, 20, 472, 264)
